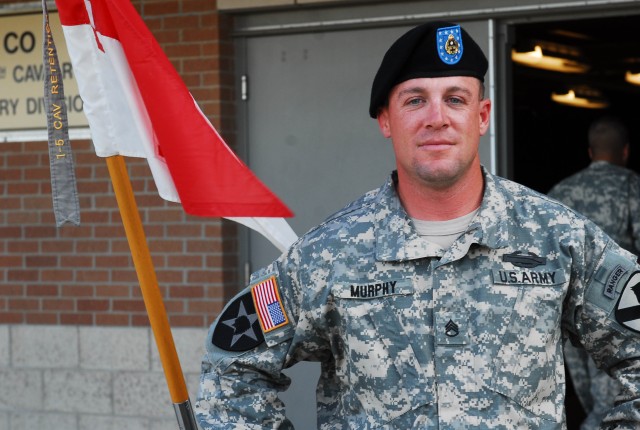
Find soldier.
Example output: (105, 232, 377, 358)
(548, 116, 640, 430)
(196, 21, 640, 429)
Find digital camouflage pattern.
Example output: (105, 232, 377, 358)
(196, 168, 640, 429)
(548, 160, 640, 429)
(548, 160, 640, 255)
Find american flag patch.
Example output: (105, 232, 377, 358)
(251, 276, 288, 333)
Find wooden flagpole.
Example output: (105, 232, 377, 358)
(106, 155, 198, 430)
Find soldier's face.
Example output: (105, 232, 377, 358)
(377, 76, 491, 190)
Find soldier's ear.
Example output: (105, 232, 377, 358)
(377, 108, 391, 139)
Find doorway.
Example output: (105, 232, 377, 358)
(511, 14, 640, 194)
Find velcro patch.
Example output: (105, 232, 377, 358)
(604, 264, 628, 299)
(332, 279, 413, 299)
(492, 269, 564, 286)
(251, 276, 289, 333)
(615, 271, 640, 333)
(212, 292, 264, 352)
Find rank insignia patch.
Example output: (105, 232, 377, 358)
(437, 25, 463, 65)
(615, 271, 640, 333)
(251, 276, 289, 333)
(212, 292, 264, 351)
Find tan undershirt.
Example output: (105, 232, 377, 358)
(411, 209, 479, 249)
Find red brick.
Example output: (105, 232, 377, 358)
(187, 270, 223, 284)
(95, 255, 132, 268)
(76, 270, 109, 282)
(0, 256, 23, 267)
(0, 226, 23, 238)
(167, 255, 203, 268)
(2, 197, 21, 210)
(41, 240, 74, 253)
(9, 299, 40, 310)
(169, 285, 204, 298)
(96, 314, 130, 326)
(182, 0, 211, 13)
(113, 299, 146, 312)
(188, 300, 222, 314)
(96, 284, 132, 297)
(112, 270, 138, 283)
(41, 270, 73, 282)
(8, 270, 39, 282)
(0, 168, 21, 181)
(164, 15, 199, 29)
(80, 210, 111, 223)
(43, 299, 75, 311)
(8, 241, 37, 254)
(7, 182, 39, 194)
(27, 285, 59, 296)
(26, 256, 58, 267)
(59, 225, 95, 238)
(170, 314, 204, 327)
(76, 240, 109, 253)
(7, 153, 39, 167)
(62, 285, 95, 297)
(26, 313, 58, 324)
(163, 300, 185, 313)
(7, 212, 40, 224)
(0, 284, 25, 295)
(187, 240, 222, 253)
(60, 313, 93, 325)
(24, 225, 57, 238)
(78, 299, 110, 311)
(156, 270, 184, 283)
(204, 285, 225, 298)
(132, 315, 151, 326)
(0, 313, 24, 323)
(143, 0, 180, 16)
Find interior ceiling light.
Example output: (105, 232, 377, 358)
(625, 71, 640, 86)
(511, 45, 589, 73)
(551, 89, 608, 109)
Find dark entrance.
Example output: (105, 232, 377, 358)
(512, 15, 640, 194)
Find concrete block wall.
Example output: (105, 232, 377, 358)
(0, 325, 206, 430)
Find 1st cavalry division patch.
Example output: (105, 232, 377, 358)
(615, 271, 640, 333)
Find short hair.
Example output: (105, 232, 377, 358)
(588, 116, 629, 156)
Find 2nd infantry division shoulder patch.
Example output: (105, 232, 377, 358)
(615, 271, 640, 333)
(251, 276, 289, 333)
(212, 292, 265, 352)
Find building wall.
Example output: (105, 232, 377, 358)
(0, 0, 239, 328)
(0, 0, 237, 427)
(0, 325, 204, 430)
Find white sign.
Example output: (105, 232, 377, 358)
(0, 12, 88, 131)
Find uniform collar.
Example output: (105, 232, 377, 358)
(374, 167, 510, 262)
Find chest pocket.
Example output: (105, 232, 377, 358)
(487, 269, 567, 422)
(331, 281, 433, 427)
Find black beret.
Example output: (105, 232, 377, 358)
(369, 21, 488, 118)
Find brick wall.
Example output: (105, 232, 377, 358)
(0, 0, 239, 328)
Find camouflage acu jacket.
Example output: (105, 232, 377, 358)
(196, 168, 640, 429)
(548, 160, 640, 255)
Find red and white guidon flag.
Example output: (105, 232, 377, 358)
(55, 0, 297, 251)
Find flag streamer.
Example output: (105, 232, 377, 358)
(42, 0, 80, 227)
